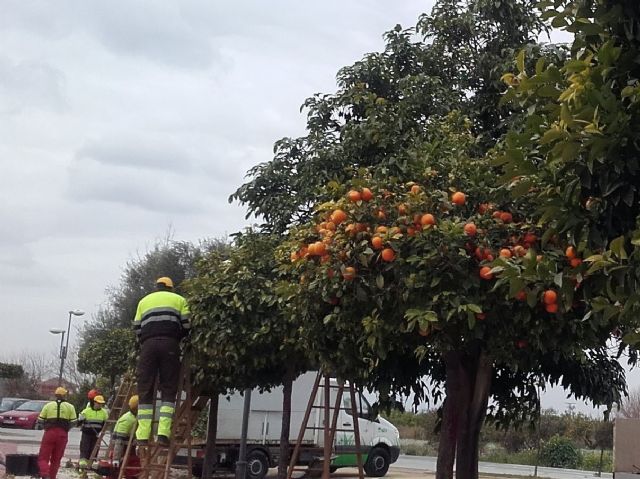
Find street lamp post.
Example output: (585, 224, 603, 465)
(49, 329, 66, 383)
(50, 309, 85, 386)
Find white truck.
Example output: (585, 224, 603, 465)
(187, 372, 401, 479)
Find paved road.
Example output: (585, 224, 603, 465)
(0, 428, 83, 457)
(0, 430, 613, 479)
(393, 455, 612, 479)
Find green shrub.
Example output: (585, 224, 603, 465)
(480, 447, 538, 465)
(400, 439, 437, 456)
(581, 450, 612, 473)
(540, 435, 582, 469)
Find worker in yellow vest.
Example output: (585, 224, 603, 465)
(78, 395, 108, 469)
(133, 277, 190, 446)
(37, 387, 77, 479)
(112, 395, 139, 467)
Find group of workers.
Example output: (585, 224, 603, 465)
(36, 277, 190, 479)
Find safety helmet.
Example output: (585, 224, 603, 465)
(87, 389, 99, 400)
(55, 386, 67, 396)
(156, 277, 174, 288)
(94, 395, 106, 404)
(128, 395, 139, 409)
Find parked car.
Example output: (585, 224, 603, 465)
(0, 397, 28, 413)
(0, 400, 48, 429)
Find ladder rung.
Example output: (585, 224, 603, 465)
(305, 427, 355, 432)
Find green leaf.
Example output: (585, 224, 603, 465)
(516, 49, 526, 74)
(610, 236, 627, 260)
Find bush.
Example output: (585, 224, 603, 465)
(400, 439, 437, 456)
(581, 450, 612, 473)
(540, 435, 582, 469)
(480, 446, 538, 465)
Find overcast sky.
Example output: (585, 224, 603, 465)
(0, 1, 635, 414)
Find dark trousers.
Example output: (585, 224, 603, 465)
(136, 336, 180, 403)
(79, 431, 98, 460)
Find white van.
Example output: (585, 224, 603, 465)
(187, 372, 400, 479)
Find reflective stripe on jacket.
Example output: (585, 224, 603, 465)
(133, 290, 190, 342)
(78, 406, 108, 435)
(39, 400, 77, 432)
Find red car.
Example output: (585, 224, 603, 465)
(0, 400, 48, 429)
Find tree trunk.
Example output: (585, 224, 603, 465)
(436, 352, 464, 479)
(201, 395, 219, 479)
(455, 353, 492, 479)
(278, 371, 295, 479)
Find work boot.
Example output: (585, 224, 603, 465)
(157, 435, 170, 447)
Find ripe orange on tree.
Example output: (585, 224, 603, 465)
(499, 211, 513, 223)
(347, 190, 361, 202)
(515, 290, 527, 301)
(410, 184, 421, 195)
(376, 226, 388, 234)
(331, 209, 347, 225)
(475, 313, 486, 321)
(463, 223, 477, 236)
(451, 191, 466, 205)
(479, 266, 493, 280)
(543, 290, 557, 305)
(361, 187, 373, 202)
(566, 246, 576, 259)
(381, 248, 396, 262)
(398, 203, 408, 215)
(513, 245, 526, 257)
(342, 266, 356, 281)
(545, 303, 558, 313)
(524, 232, 537, 244)
(570, 258, 582, 268)
(421, 213, 436, 226)
(499, 248, 512, 258)
(371, 236, 384, 250)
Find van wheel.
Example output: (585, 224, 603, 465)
(246, 450, 269, 479)
(364, 447, 390, 477)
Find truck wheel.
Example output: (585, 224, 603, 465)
(246, 450, 269, 479)
(364, 447, 390, 477)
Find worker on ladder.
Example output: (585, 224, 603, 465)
(78, 394, 107, 471)
(111, 395, 140, 478)
(133, 277, 190, 446)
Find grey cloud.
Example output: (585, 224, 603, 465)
(67, 158, 202, 214)
(76, 0, 220, 69)
(0, 57, 67, 113)
(76, 138, 195, 173)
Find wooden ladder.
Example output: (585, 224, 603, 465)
(137, 356, 207, 479)
(89, 373, 137, 465)
(287, 372, 365, 479)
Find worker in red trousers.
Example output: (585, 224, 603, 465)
(37, 387, 77, 479)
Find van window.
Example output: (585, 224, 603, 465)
(342, 394, 371, 419)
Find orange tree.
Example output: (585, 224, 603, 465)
(279, 114, 625, 479)
(498, 3, 640, 353)
(186, 231, 309, 479)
